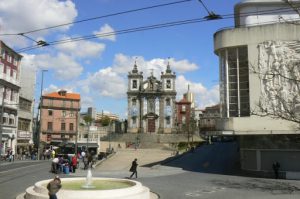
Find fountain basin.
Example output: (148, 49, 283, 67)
(23, 177, 150, 199)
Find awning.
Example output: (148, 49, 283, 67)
(59, 143, 75, 148)
(77, 143, 99, 148)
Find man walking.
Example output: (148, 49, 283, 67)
(272, 161, 280, 179)
(129, 158, 138, 179)
(47, 176, 61, 199)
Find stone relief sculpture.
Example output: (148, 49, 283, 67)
(257, 40, 300, 119)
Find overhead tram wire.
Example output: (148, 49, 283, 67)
(16, 6, 300, 53)
(0, 1, 295, 37)
(0, 0, 193, 36)
(197, 0, 222, 20)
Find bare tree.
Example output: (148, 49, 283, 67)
(251, 40, 300, 125)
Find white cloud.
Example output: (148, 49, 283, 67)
(55, 36, 106, 58)
(79, 67, 127, 98)
(22, 53, 83, 80)
(169, 58, 198, 73)
(93, 24, 116, 41)
(176, 75, 219, 108)
(81, 96, 94, 110)
(0, 0, 77, 47)
(112, 54, 198, 76)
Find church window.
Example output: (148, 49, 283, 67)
(132, 80, 137, 89)
(166, 80, 171, 89)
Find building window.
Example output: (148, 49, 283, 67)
(61, 123, 66, 131)
(166, 80, 171, 89)
(48, 110, 53, 116)
(62, 100, 66, 107)
(47, 122, 53, 130)
(219, 46, 249, 117)
(18, 119, 30, 131)
(70, 111, 74, 117)
(48, 99, 53, 106)
(182, 116, 186, 124)
(132, 80, 137, 89)
(7, 54, 12, 63)
(13, 58, 18, 66)
(182, 105, 186, 112)
(62, 111, 66, 117)
(9, 118, 14, 125)
(69, 123, 74, 131)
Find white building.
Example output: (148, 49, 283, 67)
(0, 41, 22, 157)
(214, 0, 300, 174)
(17, 64, 36, 157)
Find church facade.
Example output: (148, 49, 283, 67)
(127, 62, 177, 134)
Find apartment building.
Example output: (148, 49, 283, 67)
(39, 90, 80, 152)
(0, 41, 22, 157)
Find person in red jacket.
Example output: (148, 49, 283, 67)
(71, 155, 78, 173)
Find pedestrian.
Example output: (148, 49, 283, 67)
(87, 153, 93, 169)
(51, 157, 59, 174)
(272, 161, 280, 179)
(47, 176, 61, 199)
(129, 158, 138, 179)
(71, 155, 77, 173)
(51, 150, 56, 159)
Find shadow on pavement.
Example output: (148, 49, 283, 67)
(143, 142, 245, 177)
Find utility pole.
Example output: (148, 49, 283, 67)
(37, 69, 47, 160)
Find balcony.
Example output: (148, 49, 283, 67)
(0, 71, 20, 86)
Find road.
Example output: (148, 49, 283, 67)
(0, 160, 56, 199)
(1, 142, 300, 199)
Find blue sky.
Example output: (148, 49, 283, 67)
(0, 0, 241, 119)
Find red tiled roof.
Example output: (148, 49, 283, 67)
(44, 91, 80, 100)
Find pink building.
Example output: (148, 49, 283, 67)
(175, 97, 192, 132)
(40, 90, 80, 147)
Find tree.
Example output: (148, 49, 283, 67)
(251, 40, 300, 125)
(99, 116, 111, 126)
(83, 115, 93, 125)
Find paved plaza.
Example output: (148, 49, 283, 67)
(1, 142, 300, 199)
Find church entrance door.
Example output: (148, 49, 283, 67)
(147, 119, 155, 133)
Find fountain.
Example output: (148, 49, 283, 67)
(81, 168, 95, 189)
(17, 167, 154, 199)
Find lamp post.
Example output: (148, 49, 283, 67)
(37, 69, 47, 160)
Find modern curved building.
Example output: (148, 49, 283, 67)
(214, 0, 300, 176)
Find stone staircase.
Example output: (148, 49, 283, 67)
(101, 133, 203, 149)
